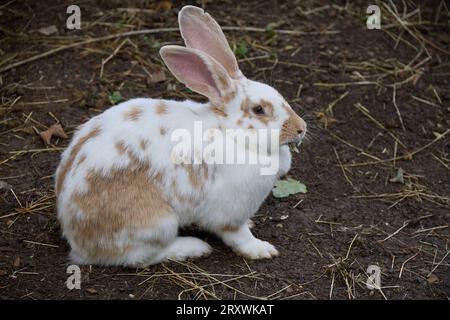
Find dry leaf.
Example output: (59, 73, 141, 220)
(39, 123, 68, 145)
(403, 153, 413, 161)
(13, 257, 20, 267)
(412, 71, 422, 86)
(427, 274, 439, 284)
(316, 111, 337, 128)
(155, 1, 172, 11)
(147, 70, 166, 84)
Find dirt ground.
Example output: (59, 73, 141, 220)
(0, 0, 449, 300)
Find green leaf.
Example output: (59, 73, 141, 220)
(144, 36, 162, 49)
(272, 178, 307, 198)
(109, 91, 123, 105)
(389, 168, 405, 184)
(116, 19, 126, 28)
(269, 51, 278, 60)
(265, 22, 277, 37)
(234, 42, 248, 58)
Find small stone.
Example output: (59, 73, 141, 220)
(0, 181, 13, 190)
(86, 288, 98, 294)
(20, 127, 35, 135)
(38, 25, 58, 36)
(427, 274, 439, 284)
(147, 70, 166, 84)
(305, 96, 314, 104)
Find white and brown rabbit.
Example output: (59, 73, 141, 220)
(55, 5, 307, 266)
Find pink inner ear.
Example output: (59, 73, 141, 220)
(179, 10, 239, 78)
(162, 49, 221, 101)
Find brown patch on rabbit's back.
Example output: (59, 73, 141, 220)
(124, 106, 143, 121)
(183, 164, 202, 189)
(70, 158, 172, 261)
(56, 126, 101, 196)
(155, 101, 168, 115)
(115, 141, 127, 155)
(171, 164, 211, 206)
(140, 139, 149, 150)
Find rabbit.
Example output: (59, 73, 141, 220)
(55, 5, 307, 267)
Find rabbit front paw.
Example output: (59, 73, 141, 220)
(234, 239, 279, 260)
(219, 224, 279, 260)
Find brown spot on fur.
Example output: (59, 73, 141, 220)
(255, 100, 275, 124)
(260, 99, 274, 118)
(160, 127, 167, 136)
(77, 154, 87, 167)
(240, 98, 275, 124)
(211, 105, 228, 117)
(240, 97, 251, 117)
(55, 126, 101, 195)
(222, 90, 236, 104)
(124, 106, 143, 121)
(70, 159, 172, 262)
(221, 224, 239, 233)
(185, 165, 202, 189)
(248, 124, 254, 129)
(155, 102, 168, 115)
(140, 140, 148, 150)
(280, 104, 305, 144)
(115, 141, 127, 155)
(236, 119, 243, 126)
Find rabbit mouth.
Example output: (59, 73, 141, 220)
(287, 141, 300, 154)
(281, 123, 306, 149)
(286, 132, 306, 153)
(286, 138, 301, 146)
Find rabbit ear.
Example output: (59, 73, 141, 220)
(160, 45, 234, 104)
(178, 6, 241, 79)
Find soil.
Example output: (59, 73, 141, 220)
(0, 0, 449, 300)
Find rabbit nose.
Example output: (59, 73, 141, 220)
(297, 118, 307, 137)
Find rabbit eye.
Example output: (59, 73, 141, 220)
(252, 105, 265, 115)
